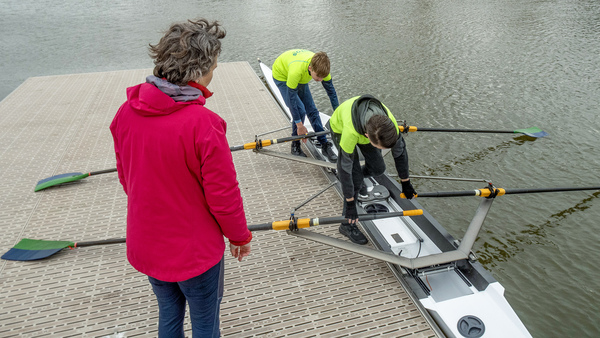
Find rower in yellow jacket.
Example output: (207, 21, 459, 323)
(329, 95, 416, 244)
(272, 49, 339, 160)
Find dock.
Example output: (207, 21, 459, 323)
(0, 62, 437, 337)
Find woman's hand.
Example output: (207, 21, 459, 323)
(230, 243, 251, 262)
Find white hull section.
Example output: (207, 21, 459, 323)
(421, 282, 530, 337)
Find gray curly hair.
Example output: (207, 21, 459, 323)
(149, 18, 226, 86)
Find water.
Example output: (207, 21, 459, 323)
(2, 1, 599, 336)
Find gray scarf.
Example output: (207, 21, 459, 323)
(146, 76, 202, 102)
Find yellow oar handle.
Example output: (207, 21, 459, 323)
(402, 209, 423, 217)
(243, 140, 273, 150)
(398, 126, 418, 133)
(477, 188, 506, 197)
(251, 218, 314, 231)
(231, 130, 330, 151)
(272, 218, 312, 230)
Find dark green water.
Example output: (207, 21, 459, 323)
(2, 1, 599, 336)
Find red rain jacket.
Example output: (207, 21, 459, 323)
(110, 82, 251, 282)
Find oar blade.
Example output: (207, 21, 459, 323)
(515, 127, 548, 138)
(1, 238, 74, 261)
(34, 172, 88, 192)
(36, 172, 83, 185)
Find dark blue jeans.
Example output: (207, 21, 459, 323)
(274, 78, 328, 145)
(148, 257, 224, 338)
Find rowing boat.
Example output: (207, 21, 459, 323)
(257, 59, 531, 337)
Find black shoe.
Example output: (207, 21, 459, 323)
(339, 223, 368, 245)
(358, 184, 369, 200)
(322, 141, 338, 162)
(291, 141, 307, 157)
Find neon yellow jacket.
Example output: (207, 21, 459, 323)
(330, 95, 409, 199)
(272, 49, 332, 89)
(330, 96, 399, 154)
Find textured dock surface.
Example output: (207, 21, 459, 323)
(0, 62, 437, 337)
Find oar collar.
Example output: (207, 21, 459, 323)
(477, 187, 506, 198)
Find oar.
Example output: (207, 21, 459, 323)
(401, 186, 600, 199)
(35, 132, 332, 192)
(1, 210, 423, 261)
(1, 238, 126, 261)
(249, 210, 423, 231)
(398, 126, 548, 138)
(35, 168, 118, 192)
(229, 130, 330, 151)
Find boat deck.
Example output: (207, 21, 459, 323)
(0, 62, 437, 337)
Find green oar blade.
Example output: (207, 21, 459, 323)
(514, 127, 548, 138)
(34, 173, 89, 192)
(1, 239, 74, 261)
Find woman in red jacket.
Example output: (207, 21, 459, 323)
(110, 18, 251, 338)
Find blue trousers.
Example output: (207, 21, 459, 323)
(148, 257, 224, 338)
(274, 78, 328, 145)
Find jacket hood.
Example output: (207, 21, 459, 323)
(126, 76, 206, 117)
(351, 94, 386, 135)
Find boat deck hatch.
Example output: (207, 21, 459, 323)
(422, 270, 474, 302)
(362, 199, 422, 256)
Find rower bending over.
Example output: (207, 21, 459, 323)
(272, 49, 339, 161)
(329, 95, 416, 244)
